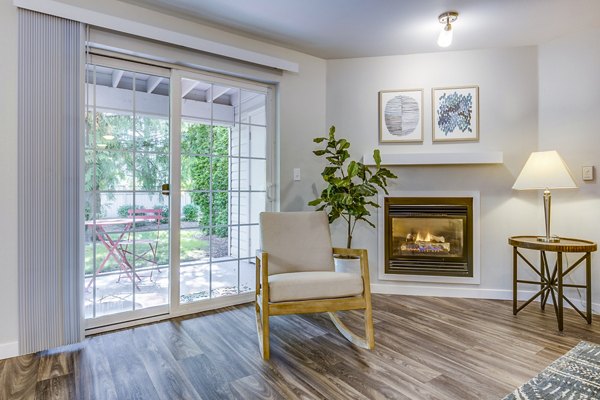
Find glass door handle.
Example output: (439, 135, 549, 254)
(162, 183, 170, 195)
(266, 183, 275, 201)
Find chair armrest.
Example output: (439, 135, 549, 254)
(255, 250, 269, 273)
(255, 250, 269, 301)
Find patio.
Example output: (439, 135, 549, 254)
(84, 258, 256, 319)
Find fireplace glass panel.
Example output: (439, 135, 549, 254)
(391, 216, 465, 258)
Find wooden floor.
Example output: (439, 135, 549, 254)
(2, 294, 600, 399)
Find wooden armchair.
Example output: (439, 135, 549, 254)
(255, 211, 374, 360)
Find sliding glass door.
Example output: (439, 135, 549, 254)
(171, 71, 272, 312)
(84, 58, 172, 328)
(84, 59, 274, 328)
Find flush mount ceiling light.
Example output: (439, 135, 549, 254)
(437, 11, 459, 48)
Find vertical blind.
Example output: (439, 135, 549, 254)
(18, 9, 83, 354)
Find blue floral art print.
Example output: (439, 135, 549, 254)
(436, 92, 473, 135)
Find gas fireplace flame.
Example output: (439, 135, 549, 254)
(415, 232, 427, 242)
(413, 232, 445, 243)
(401, 232, 451, 254)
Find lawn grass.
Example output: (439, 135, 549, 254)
(85, 229, 210, 275)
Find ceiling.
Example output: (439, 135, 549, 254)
(121, 0, 600, 59)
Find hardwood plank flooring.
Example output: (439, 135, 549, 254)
(2, 294, 600, 399)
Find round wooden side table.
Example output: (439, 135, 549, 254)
(508, 236, 597, 331)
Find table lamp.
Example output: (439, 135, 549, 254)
(513, 150, 577, 243)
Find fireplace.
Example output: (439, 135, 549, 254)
(384, 197, 473, 277)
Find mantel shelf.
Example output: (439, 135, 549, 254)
(362, 151, 503, 166)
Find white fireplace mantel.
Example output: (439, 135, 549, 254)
(362, 151, 503, 166)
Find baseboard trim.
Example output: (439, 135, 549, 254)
(0, 341, 19, 360)
(371, 284, 600, 314)
(372, 283, 529, 299)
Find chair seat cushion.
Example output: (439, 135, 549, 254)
(268, 271, 364, 303)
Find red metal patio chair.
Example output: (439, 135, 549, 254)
(118, 208, 164, 283)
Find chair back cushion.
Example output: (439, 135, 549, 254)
(260, 211, 334, 275)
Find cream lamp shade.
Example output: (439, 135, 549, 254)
(513, 150, 577, 242)
(513, 151, 577, 190)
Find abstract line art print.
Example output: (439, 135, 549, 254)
(379, 89, 424, 143)
(432, 86, 479, 142)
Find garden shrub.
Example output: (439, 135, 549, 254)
(117, 204, 140, 218)
(153, 204, 169, 224)
(182, 204, 200, 222)
(184, 124, 230, 237)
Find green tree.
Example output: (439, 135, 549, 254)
(85, 112, 169, 218)
(182, 123, 230, 237)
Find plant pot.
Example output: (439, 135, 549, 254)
(334, 255, 361, 274)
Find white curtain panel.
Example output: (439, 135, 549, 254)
(18, 9, 84, 354)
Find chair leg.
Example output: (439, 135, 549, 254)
(328, 310, 374, 350)
(150, 244, 161, 275)
(364, 302, 375, 349)
(255, 302, 270, 360)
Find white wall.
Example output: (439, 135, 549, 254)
(538, 28, 600, 305)
(324, 47, 540, 296)
(0, 0, 326, 358)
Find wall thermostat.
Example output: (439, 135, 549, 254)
(582, 166, 594, 181)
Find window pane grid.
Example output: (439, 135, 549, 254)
(179, 151, 266, 160)
(180, 80, 264, 303)
(85, 63, 170, 321)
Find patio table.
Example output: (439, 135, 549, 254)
(85, 218, 141, 288)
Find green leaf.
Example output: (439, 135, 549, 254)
(332, 177, 350, 187)
(377, 168, 398, 179)
(354, 183, 375, 196)
(322, 166, 338, 177)
(338, 193, 353, 205)
(373, 149, 381, 167)
(308, 198, 322, 206)
(313, 150, 327, 156)
(347, 161, 359, 178)
(313, 137, 326, 143)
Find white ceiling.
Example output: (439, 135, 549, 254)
(121, 0, 600, 59)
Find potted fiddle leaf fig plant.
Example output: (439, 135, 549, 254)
(308, 126, 397, 258)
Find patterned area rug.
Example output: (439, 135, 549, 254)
(503, 341, 600, 399)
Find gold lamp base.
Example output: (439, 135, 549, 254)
(536, 189, 560, 243)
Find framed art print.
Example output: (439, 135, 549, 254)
(379, 89, 424, 143)
(432, 86, 479, 142)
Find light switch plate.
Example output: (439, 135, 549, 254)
(293, 168, 301, 181)
(582, 166, 594, 181)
